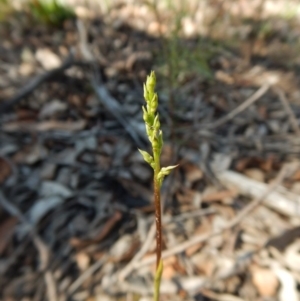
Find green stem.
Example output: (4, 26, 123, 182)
(154, 177, 162, 268)
(140, 71, 177, 301)
(153, 149, 162, 300)
(154, 259, 163, 301)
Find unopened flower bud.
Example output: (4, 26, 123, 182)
(138, 149, 154, 167)
(146, 71, 156, 94)
(149, 93, 158, 114)
(153, 114, 160, 130)
(143, 84, 149, 102)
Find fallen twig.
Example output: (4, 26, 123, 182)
(92, 80, 146, 148)
(204, 84, 269, 130)
(217, 166, 300, 217)
(68, 256, 107, 295)
(274, 87, 300, 137)
(0, 52, 76, 114)
(118, 222, 156, 281)
(76, 19, 146, 148)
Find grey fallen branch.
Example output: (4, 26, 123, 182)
(217, 167, 300, 217)
(91, 78, 146, 149)
(274, 87, 300, 137)
(204, 84, 269, 130)
(76, 19, 146, 148)
(0, 191, 57, 301)
(0, 52, 76, 114)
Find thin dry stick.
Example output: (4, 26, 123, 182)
(119, 222, 156, 281)
(76, 19, 145, 148)
(205, 84, 269, 130)
(0, 52, 75, 114)
(119, 208, 215, 281)
(0, 191, 57, 301)
(134, 164, 292, 268)
(68, 256, 107, 295)
(274, 87, 300, 137)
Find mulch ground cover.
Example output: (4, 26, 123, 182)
(1, 2, 300, 301)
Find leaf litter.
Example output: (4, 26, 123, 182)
(1, 1, 300, 301)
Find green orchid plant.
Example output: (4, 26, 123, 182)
(139, 71, 178, 301)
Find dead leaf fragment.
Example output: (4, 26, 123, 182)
(70, 211, 122, 248)
(184, 163, 203, 187)
(215, 70, 235, 85)
(0, 158, 11, 183)
(19, 62, 34, 76)
(39, 100, 67, 118)
(244, 168, 265, 182)
(28, 196, 64, 225)
(251, 266, 278, 297)
(130, 163, 152, 182)
(185, 220, 210, 256)
(0, 217, 18, 255)
(75, 252, 90, 271)
(3, 120, 86, 132)
(35, 48, 61, 70)
(284, 240, 300, 272)
(13, 144, 48, 165)
(40, 181, 73, 198)
(292, 169, 300, 181)
(110, 234, 134, 261)
(162, 256, 177, 280)
(191, 253, 215, 277)
(202, 189, 237, 203)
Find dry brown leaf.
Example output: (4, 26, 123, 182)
(185, 219, 210, 256)
(191, 252, 215, 277)
(235, 157, 253, 172)
(125, 51, 152, 70)
(16, 109, 38, 120)
(182, 163, 203, 187)
(291, 169, 300, 181)
(202, 189, 237, 203)
(259, 156, 278, 172)
(215, 70, 235, 85)
(35, 48, 61, 70)
(70, 211, 122, 248)
(118, 178, 152, 202)
(251, 265, 278, 297)
(110, 234, 136, 262)
(0, 217, 18, 255)
(19, 62, 35, 76)
(3, 120, 86, 132)
(0, 158, 11, 184)
(201, 289, 245, 301)
(147, 21, 167, 36)
(13, 144, 48, 165)
(244, 168, 265, 182)
(39, 100, 67, 118)
(161, 255, 177, 280)
(235, 156, 277, 173)
(176, 188, 201, 206)
(75, 252, 90, 271)
(160, 143, 174, 167)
